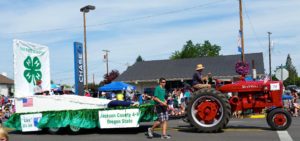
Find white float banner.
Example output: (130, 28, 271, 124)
(20, 113, 42, 132)
(13, 39, 51, 97)
(99, 109, 140, 129)
(270, 83, 280, 91)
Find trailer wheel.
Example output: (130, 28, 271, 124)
(267, 108, 292, 130)
(69, 125, 81, 133)
(48, 127, 61, 134)
(187, 89, 231, 132)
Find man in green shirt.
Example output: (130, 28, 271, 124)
(148, 78, 171, 139)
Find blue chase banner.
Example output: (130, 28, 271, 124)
(74, 42, 84, 95)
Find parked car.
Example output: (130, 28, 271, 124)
(286, 85, 300, 97)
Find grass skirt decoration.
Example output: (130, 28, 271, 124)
(4, 104, 156, 131)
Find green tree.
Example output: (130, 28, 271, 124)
(170, 40, 221, 60)
(136, 55, 144, 62)
(62, 84, 71, 88)
(284, 54, 299, 86)
(199, 40, 221, 56)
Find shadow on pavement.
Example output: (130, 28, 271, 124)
(8, 125, 152, 135)
(175, 125, 271, 133)
(225, 125, 271, 131)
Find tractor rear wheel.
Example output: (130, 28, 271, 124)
(187, 89, 231, 132)
(266, 108, 292, 130)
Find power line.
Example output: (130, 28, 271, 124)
(243, 1, 265, 49)
(2, 0, 227, 35)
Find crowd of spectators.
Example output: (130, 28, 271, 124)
(283, 88, 300, 117)
(165, 87, 191, 117)
(0, 95, 14, 125)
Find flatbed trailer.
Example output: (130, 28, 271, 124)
(4, 95, 156, 134)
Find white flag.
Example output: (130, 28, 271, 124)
(237, 30, 242, 53)
(13, 39, 51, 97)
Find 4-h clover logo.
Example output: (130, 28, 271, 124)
(23, 56, 42, 85)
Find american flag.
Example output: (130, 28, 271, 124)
(22, 98, 33, 107)
(263, 75, 270, 84)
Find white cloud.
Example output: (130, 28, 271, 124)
(1, 0, 300, 84)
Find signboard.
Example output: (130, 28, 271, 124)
(13, 39, 51, 97)
(275, 68, 288, 81)
(20, 113, 42, 132)
(99, 109, 140, 128)
(270, 83, 280, 91)
(74, 42, 84, 96)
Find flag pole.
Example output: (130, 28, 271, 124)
(239, 0, 245, 62)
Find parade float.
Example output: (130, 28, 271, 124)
(5, 40, 156, 134)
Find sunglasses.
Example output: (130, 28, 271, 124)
(161, 81, 166, 83)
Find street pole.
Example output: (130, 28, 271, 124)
(268, 32, 272, 81)
(80, 5, 95, 91)
(281, 64, 283, 81)
(93, 73, 95, 89)
(83, 12, 88, 90)
(103, 50, 110, 76)
(239, 0, 245, 62)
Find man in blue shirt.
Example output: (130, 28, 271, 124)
(192, 64, 211, 90)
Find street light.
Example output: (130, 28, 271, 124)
(268, 32, 272, 81)
(80, 5, 96, 91)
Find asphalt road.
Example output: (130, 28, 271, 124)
(8, 117, 300, 141)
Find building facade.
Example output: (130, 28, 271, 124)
(0, 74, 14, 97)
(116, 53, 265, 94)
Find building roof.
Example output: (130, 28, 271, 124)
(116, 53, 265, 82)
(0, 74, 14, 85)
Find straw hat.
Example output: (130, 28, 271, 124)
(195, 64, 205, 70)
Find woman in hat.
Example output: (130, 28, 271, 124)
(291, 88, 300, 117)
(192, 64, 211, 90)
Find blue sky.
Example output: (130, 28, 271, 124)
(0, 0, 299, 85)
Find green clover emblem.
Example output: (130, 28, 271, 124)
(23, 56, 42, 85)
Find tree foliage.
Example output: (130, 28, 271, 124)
(170, 40, 221, 60)
(283, 54, 299, 86)
(136, 55, 144, 62)
(99, 70, 120, 86)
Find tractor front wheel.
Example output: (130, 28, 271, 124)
(267, 108, 292, 130)
(187, 89, 231, 132)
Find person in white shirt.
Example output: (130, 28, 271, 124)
(34, 80, 44, 95)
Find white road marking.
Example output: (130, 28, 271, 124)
(277, 131, 293, 141)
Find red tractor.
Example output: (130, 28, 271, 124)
(186, 79, 292, 132)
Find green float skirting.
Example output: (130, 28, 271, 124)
(4, 104, 157, 131)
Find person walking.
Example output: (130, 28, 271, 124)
(148, 78, 171, 139)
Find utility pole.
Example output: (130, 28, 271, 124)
(268, 32, 272, 80)
(239, 0, 245, 62)
(103, 50, 110, 76)
(93, 73, 95, 88)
